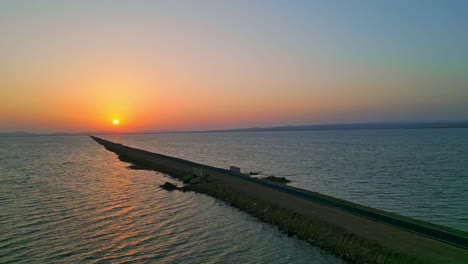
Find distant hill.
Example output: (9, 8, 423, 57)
(1, 120, 468, 137)
(0, 132, 39, 137)
(204, 120, 468, 133)
(0, 131, 74, 137)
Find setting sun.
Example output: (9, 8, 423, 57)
(113, 119, 120, 125)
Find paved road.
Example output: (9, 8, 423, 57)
(224, 169, 468, 250)
(91, 136, 468, 250)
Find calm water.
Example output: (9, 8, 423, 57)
(102, 128, 468, 232)
(0, 136, 341, 263)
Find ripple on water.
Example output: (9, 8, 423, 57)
(0, 136, 341, 264)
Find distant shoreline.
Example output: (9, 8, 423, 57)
(1, 120, 468, 137)
(200, 121, 468, 133)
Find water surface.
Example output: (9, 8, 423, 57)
(0, 136, 341, 263)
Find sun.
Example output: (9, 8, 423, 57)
(113, 119, 120, 125)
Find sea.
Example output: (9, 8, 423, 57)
(1, 128, 467, 263)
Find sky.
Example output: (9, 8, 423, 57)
(1, 0, 467, 133)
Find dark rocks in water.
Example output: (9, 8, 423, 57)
(160, 182, 191, 192)
(249, 171, 261, 175)
(262, 176, 290, 183)
(160, 182, 177, 191)
(159, 182, 188, 192)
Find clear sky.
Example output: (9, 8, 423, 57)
(1, 0, 467, 133)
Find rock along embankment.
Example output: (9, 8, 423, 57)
(90, 136, 468, 263)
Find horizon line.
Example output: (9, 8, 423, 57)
(1, 119, 468, 137)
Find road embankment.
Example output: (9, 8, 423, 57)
(90, 136, 468, 263)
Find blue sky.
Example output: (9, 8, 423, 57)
(1, 1, 467, 132)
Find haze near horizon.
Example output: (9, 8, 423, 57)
(1, 1, 467, 133)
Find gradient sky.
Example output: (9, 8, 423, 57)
(1, 0, 467, 133)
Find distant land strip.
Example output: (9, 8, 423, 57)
(204, 120, 468, 133)
(91, 136, 468, 263)
(2, 120, 468, 137)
